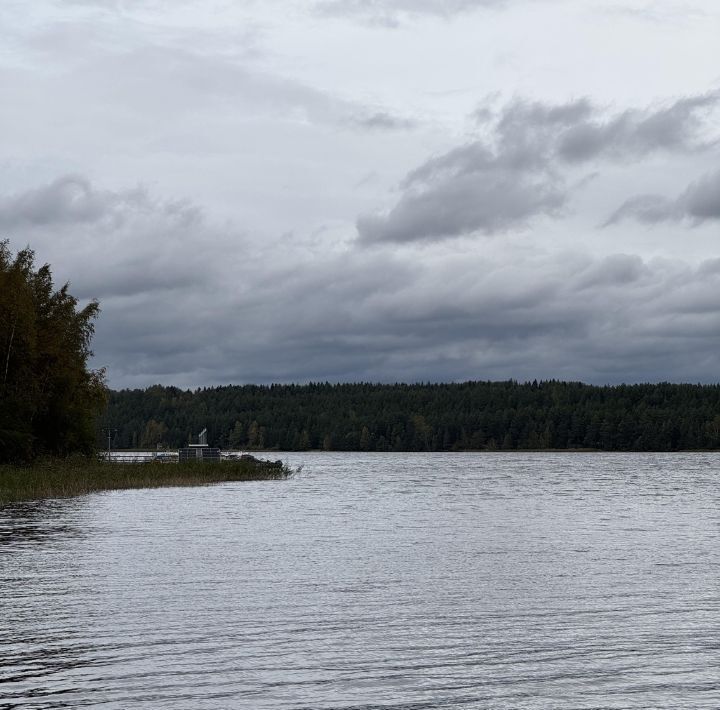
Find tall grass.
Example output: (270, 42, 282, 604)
(0, 456, 293, 505)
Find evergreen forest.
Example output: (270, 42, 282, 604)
(104, 380, 720, 452)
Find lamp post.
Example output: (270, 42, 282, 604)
(102, 428, 117, 462)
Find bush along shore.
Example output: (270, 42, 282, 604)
(0, 455, 293, 505)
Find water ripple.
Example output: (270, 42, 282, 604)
(2, 452, 720, 708)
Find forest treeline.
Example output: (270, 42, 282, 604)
(103, 381, 720, 452)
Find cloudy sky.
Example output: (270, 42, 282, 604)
(2, 0, 719, 388)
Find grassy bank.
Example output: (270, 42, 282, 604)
(0, 456, 293, 505)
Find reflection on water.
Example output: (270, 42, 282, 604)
(0, 499, 87, 549)
(1, 452, 720, 709)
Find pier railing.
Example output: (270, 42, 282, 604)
(99, 451, 253, 464)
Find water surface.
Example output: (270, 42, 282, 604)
(2, 452, 720, 708)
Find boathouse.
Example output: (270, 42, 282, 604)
(178, 428, 221, 462)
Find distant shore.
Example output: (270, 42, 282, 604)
(0, 456, 292, 505)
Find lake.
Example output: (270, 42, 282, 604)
(2, 452, 720, 708)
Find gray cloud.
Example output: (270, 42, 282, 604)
(348, 111, 417, 131)
(601, 2, 709, 24)
(84, 45, 411, 132)
(8, 175, 720, 388)
(357, 171, 565, 243)
(4, 2, 720, 389)
(0, 176, 205, 238)
(0, 176, 214, 300)
(357, 93, 719, 243)
(682, 169, 720, 221)
(0, 176, 140, 229)
(2, 21, 410, 140)
(315, 0, 511, 26)
(556, 93, 719, 163)
(574, 253, 648, 290)
(607, 169, 720, 226)
(472, 93, 717, 167)
(99, 243, 720, 388)
(604, 194, 677, 226)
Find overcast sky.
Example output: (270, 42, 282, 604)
(2, 0, 719, 388)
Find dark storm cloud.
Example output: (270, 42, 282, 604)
(358, 93, 719, 243)
(607, 169, 720, 226)
(98, 248, 720, 388)
(8, 175, 720, 388)
(50, 190, 718, 387)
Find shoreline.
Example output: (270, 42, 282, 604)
(209, 448, 717, 454)
(0, 456, 292, 506)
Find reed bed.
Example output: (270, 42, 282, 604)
(0, 456, 292, 505)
